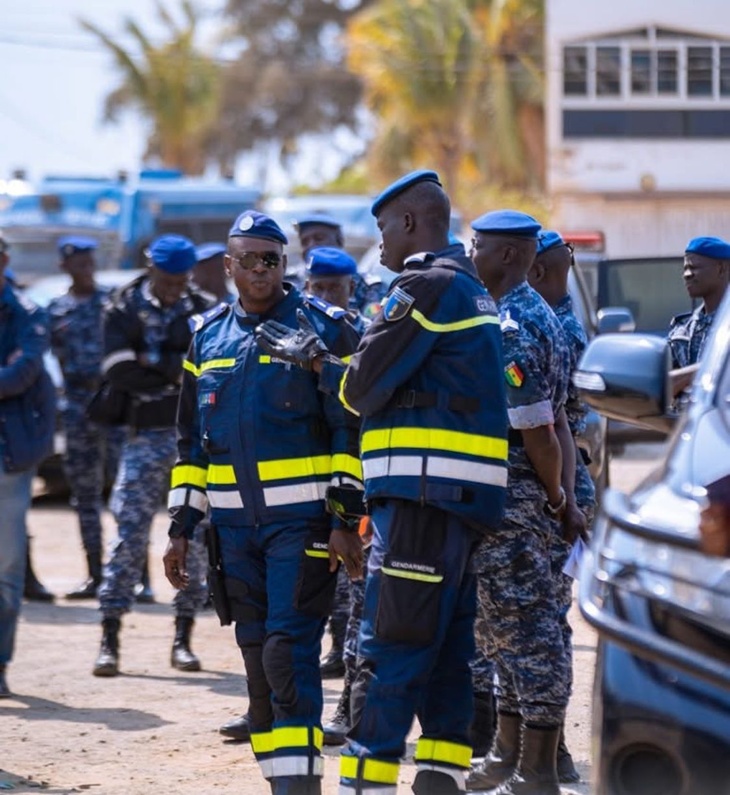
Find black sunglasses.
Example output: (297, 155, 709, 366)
(228, 251, 282, 270)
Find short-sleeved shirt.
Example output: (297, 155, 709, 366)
(667, 304, 715, 369)
(553, 293, 589, 437)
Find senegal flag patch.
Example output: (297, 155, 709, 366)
(504, 360, 525, 388)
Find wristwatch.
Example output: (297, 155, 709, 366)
(545, 487, 567, 518)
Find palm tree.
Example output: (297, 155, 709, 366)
(79, 1, 222, 175)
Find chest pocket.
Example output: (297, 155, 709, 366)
(258, 357, 322, 422)
(198, 363, 238, 454)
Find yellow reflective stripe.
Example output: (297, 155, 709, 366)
(339, 370, 360, 417)
(258, 455, 331, 482)
(183, 358, 237, 377)
(361, 427, 508, 461)
(340, 756, 400, 784)
(305, 550, 330, 559)
(414, 738, 472, 768)
(206, 464, 237, 485)
(170, 464, 207, 489)
(411, 307, 499, 333)
(341, 355, 353, 364)
(259, 355, 272, 363)
(331, 453, 363, 481)
(382, 566, 443, 584)
(250, 726, 324, 754)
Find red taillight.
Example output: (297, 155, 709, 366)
(563, 231, 605, 253)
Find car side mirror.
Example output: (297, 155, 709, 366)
(573, 334, 675, 434)
(596, 306, 635, 334)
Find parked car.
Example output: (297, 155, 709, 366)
(574, 290, 730, 795)
(23, 269, 143, 493)
(358, 242, 633, 503)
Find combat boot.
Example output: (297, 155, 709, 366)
(319, 645, 345, 679)
(24, 541, 54, 602)
(134, 556, 156, 604)
(466, 712, 521, 791)
(66, 550, 103, 600)
(171, 616, 201, 671)
(494, 725, 560, 795)
(556, 723, 580, 783)
(269, 776, 321, 795)
(470, 690, 497, 759)
(413, 770, 463, 794)
(0, 664, 10, 698)
(323, 679, 351, 746)
(220, 712, 252, 742)
(93, 617, 121, 677)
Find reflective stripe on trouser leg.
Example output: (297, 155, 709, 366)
(251, 725, 324, 780)
(339, 753, 399, 795)
(414, 738, 471, 790)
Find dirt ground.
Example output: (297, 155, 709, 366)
(2, 491, 599, 795)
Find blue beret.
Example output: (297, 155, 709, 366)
(195, 242, 227, 263)
(536, 230, 565, 256)
(306, 247, 358, 277)
(685, 236, 730, 260)
(58, 235, 97, 259)
(229, 210, 288, 245)
(371, 169, 442, 217)
(148, 234, 197, 273)
(294, 213, 342, 230)
(471, 210, 542, 239)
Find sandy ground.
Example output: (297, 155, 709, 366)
(2, 447, 663, 794)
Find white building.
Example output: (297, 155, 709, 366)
(546, 0, 730, 256)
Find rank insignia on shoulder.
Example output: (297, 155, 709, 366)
(500, 309, 520, 332)
(383, 286, 415, 322)
(505, 360, 525, 388)
(306, 294, 348, 320)
(188, 302, 230, 332)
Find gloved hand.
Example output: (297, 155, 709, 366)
(255, 308, 330, 371)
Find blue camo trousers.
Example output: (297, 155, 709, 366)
(473, 515, 570, 726)
(62, 395, 125, 557)
(99, 428, 207, 618)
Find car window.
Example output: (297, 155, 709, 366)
(598, 258, 694, 335)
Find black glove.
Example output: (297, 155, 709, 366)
(255, 309, 330, 371)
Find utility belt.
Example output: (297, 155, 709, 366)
(127, 391, 179, 432)
(391, 388, 480, 413)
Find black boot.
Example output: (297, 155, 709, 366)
(171, 616, 201, 671)
(0, 664, 10, 698)
(24, 542, 54, 602)
(556, 723, 580, 783)
(323, 679, 351, 746)
(496, 725, 561, 795)
(413, 770, 463, 794)
(93, 617, 121, 677)
(470, 690, 497, 759)
(466, 712, 521, 791)
(66, 550, 103, 600)
(319, 645, 345, 679)
(220, 712, 252, 742)
(269, 776, 321, 795)
(134, 556, 155, 604)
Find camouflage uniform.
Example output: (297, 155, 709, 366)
(667, 304, 716, 368)
(98, 278, 213, 619)
(48, 287, 125, 559)
(472, 282, 571, 726)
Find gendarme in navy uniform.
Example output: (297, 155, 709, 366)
(165, 210, 363, 795)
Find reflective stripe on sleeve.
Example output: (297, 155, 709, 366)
(411, 307, 499, 333)
(182, 357, 237, 377)
(381, 566, 443, 584)
(331, 453, 363, 482)
(167, 487, 208, 513)
(171, 464, 207, 489)
(101, 349, 137, 374)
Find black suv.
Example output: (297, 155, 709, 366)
(574, 291, 730, 795)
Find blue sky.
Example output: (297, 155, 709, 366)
(0, 0, 359, 193)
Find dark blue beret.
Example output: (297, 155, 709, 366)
(685, 236, 730, 260)
(306, 247, 357, 277)
(148, 234, 197, 274)
(195, 242, 227, 263)
(58, 235, 97, 259)
(536, 230, 565, 256)
(229, 210, 288, 245)
(371, 169, 442, 217)
(294, 213, 342, 230)
(471, 210, 541, 239)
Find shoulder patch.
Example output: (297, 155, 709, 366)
(188, 301, 230, 332)
(669, 311, 692, 327)
(474, 294, 496, 315)
(305, 293, 348, 320)
(504, 360, 525, 388)
(500, 308, 520, 332)
(382, 286, 415, 322)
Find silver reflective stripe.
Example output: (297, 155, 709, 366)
(414, 764, 466, 790)
(167, 487, 209, 512)
(507, 399, 554, 429)
(207, 489, 244, 509)
(333, 475, 364, 489)
(259, 756, 324, 779)
(101, 349, 137, 374)
(427, 456, 507, 488)
(363, 455, 506, 487)
(338, 787, 397, 795)
(263, 481, 328, 507)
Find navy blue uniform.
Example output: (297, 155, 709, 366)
(319, 245, 508, 793)
(169, 287, 362, 790)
